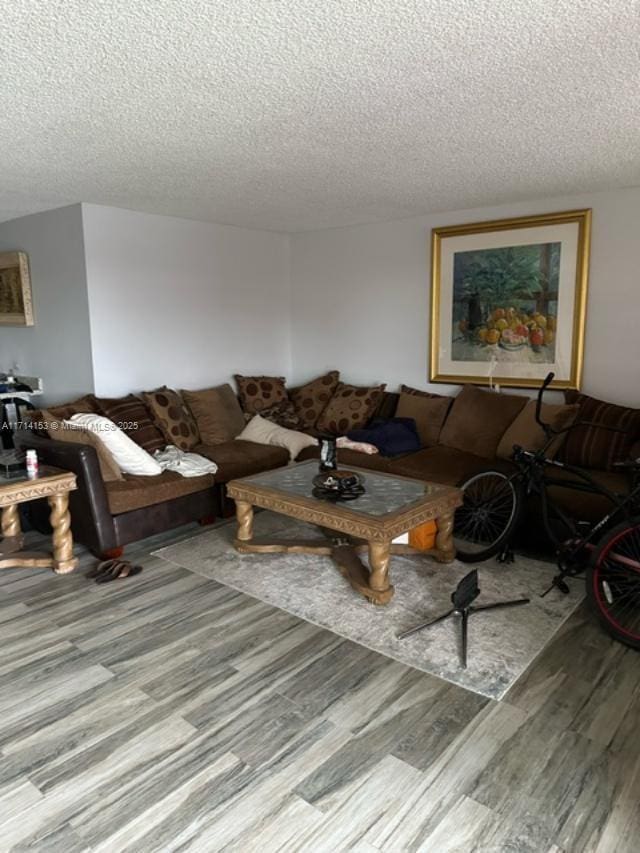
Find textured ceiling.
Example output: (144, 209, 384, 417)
(1, 1, 639, 231)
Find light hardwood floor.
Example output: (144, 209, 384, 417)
(0, 524, 638, 852)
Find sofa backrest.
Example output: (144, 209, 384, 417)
(371, 391, 399, 422)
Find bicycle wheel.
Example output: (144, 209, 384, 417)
(453, 470, 523, 562)
(586, 518, 640, 650)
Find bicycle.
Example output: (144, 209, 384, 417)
(452, 372, 640, 650)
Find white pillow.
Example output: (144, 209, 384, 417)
(236, 415, 317, 461)
(68, 414, 162, 476)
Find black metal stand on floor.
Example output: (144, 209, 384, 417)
(397, 569, 530, 668)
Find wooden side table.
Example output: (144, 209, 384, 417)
(0, 467, 78, 573)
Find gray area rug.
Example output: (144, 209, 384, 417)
(153, 512, 583, 700)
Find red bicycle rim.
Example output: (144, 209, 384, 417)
(593, 523, 640, 641)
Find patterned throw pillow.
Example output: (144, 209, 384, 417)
(259, 400, 305, 430)
(315, 382, 387, 435)
(561, 391, 640, 471)
(399, 384, 446, 400)
(142, 387, 200, 451)
(46, 395, 100, 421)
(234, 375, 288, 414)
(95, 394, 165, 454)
(289, 370, 340, 430)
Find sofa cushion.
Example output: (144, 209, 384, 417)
(399, 384, 446, 400)
(194, 439, 289, 482)
(45, 394, 100, 422)
(315, 382, 386, 435)
(395, 392, 453, 447)
(96, 394, 165, 454)
(181, 384, 246, 445)
(288, 370, 340, 430)
(370, 391, 400, 422)
(438, 385, 527, 459)
(142, 387, 200, 451)
(546, 466, 630, 523)
(105, 470, 215, 515)
(43, 411, 123, 482)
(496, 401, 580, 460)
(235, 374, 288, 414)
(561, 391, 640, 471)
(389, 445, 513, 486)
(237, 415, 317, 461)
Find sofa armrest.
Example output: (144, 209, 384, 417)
(14, 432, 117, 554)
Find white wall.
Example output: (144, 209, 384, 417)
(81, 205, 291, 397)
(0, 204, 94, 404)
(2, 188, 638, 408)
(290, 187, 640, 405)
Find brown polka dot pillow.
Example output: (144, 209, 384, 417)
(315, 382, 387, 435)
(289, 370, 340, 430)
(234, 374, 288, 414)
(141, 387, 200, 451)
(259, 400, 305, 430)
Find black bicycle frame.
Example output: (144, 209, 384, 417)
(509, 446, 640, 553)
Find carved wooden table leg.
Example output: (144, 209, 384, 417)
(0, 503, 25, 559)
(234, 500, 255, 549)
(1, 503, 24, 549)
(367, 541, 395, 605)
(48, 493, 78, 574)
(432, 509, 456, 563)
(2, 503, 21, 538)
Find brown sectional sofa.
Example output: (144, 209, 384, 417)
(19, 430, 290, 557)
(18, 381, 637, 559)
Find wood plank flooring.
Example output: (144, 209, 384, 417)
(0, 524, 638, 852)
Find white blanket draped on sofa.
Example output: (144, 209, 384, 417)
(154, 446, 218, 478)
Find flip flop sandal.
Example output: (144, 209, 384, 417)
(95, 560, 143, 583)
(87, 559, 143, 584)
(86, 559, 118, 579)
(113, 563, 143, 581)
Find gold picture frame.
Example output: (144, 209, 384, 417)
(430, 209, 591, 389)
(0, 251, 34, 326)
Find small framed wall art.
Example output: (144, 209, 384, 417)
(0, 251, 35, 326)
(430, 209, 591, 389)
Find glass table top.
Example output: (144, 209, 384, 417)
(0, 465, 63, 489)
(241, 460, 443, 517)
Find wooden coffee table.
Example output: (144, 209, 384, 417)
(226, 460, 462, 605)
(0, 466, 78, 574)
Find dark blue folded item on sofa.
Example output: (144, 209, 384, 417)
(346, 417, 421, 457)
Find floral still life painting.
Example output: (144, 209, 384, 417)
(452, 242, 560, 364)
(430, 210, 591, 389)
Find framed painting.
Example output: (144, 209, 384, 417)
(0, 251, 34, 326)
(430, 209, 591, 389)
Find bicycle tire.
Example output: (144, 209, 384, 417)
(586, 517, 640, 650)
(453, 470, 523, 563)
